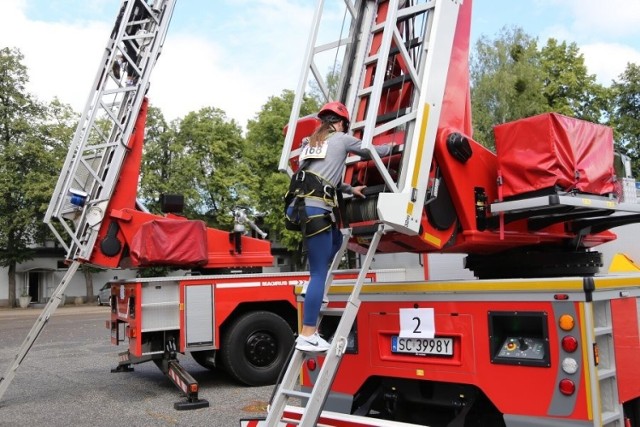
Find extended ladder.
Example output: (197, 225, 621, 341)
(44, 0, 176, 262)
(0, 0, 176, 403)
(278, 0, 463, 235)
(265, 225, 384, 426)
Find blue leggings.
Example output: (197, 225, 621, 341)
(288, 206, 343, 326)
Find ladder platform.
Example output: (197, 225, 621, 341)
(491, 192, 640, 216)
(489, 191, 640, 232)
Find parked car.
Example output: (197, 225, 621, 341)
(97, 283, 112, 306)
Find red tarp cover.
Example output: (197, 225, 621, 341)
(494, 113, 615, 198)
(130, 219, 208, 267)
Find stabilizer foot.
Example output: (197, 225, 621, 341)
(174, 398, 210, 410)
(111, 364, 135, 373)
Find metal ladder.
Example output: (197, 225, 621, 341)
(0, 0, 176, 403)
(44, 0, 176, 262)
(278, 0, 463, 235)
(265, 225, 384, 426)
(589, 300, 626, 427)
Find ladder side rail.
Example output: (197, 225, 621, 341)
(298, 226, 384, 427)
(278, 0, 327, 176)
(582, 301, 604, 425)
(377, 0, 461, 235)
(341, 1, 377, 126)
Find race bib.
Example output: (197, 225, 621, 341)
(299, 140, 328, 161)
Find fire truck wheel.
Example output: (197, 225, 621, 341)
(220, 311, 294, 386)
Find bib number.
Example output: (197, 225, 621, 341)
(299, 141, 328, 161)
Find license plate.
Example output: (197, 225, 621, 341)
(391, 336, 453, 356)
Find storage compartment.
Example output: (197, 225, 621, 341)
(494, 113, 615, 198)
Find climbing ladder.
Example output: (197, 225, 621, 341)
(587, 300, 626, 427)
(44, 0, 176, 262)
(265, 225, 384, 426)
(278, 0, 462, 235)
(0, 0, 176, 403)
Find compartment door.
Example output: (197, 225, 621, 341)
(184, 284, 214, 349)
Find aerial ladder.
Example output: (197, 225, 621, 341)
(0, 0, 179, 403)
(268, 0, 463, 425)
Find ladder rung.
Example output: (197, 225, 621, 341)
(601, 410, 622, 425)
(598, 367, 616, 380)
(594, 326, 613, 336)
(320, 307, 345, 316)
(281, 389, 311, 400)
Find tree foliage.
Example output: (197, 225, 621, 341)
(0, 48, 71, 306)
(470, 27, 611, 149)
(610, 63, 640, 175)
(139, 106, 251, 229)
(138, 105, 177, 211)
(244, 90, 319, 252)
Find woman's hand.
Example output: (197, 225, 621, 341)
(352, 185, 367, 198)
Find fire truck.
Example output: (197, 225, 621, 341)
(252, 0, 640, 426)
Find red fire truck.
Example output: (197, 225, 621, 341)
(255, 0, 640, 426)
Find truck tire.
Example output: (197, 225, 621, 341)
(220, 311, 294, 386)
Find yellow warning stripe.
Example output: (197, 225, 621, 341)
(406, 104, 431, 216)
(321, 279, 587, 294)
(592, 275, 640, 289)
(411, 104, 430, 189)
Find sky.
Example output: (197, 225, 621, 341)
(1, 0, 639, 128)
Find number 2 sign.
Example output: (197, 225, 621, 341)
(399, 308, 435, 339)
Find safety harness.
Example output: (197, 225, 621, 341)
(284, 169, 340, 244)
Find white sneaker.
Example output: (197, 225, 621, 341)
(295, 333, 330, 352)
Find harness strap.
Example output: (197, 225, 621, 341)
(284, 170, 337, 253)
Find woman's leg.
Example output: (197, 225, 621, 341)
(302, 226, 333, 329)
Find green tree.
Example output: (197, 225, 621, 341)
(138, 105, 178, 212)
(244, 90, 319, 255)
(470, 27, 545, 148)
(610, 63, 640, 175)
(140, 106, 251, 227)
(470, 28, 611, 149)
(0, 48, 68, 307)
(539, 38, 610, 124)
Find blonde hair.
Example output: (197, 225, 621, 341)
(308, 122, 336, 147)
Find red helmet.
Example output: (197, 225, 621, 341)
(318, 101, 350, 123)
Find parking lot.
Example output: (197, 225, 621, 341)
(0, 305, 272, 426)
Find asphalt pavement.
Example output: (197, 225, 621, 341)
(0, 304, 272, 427)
